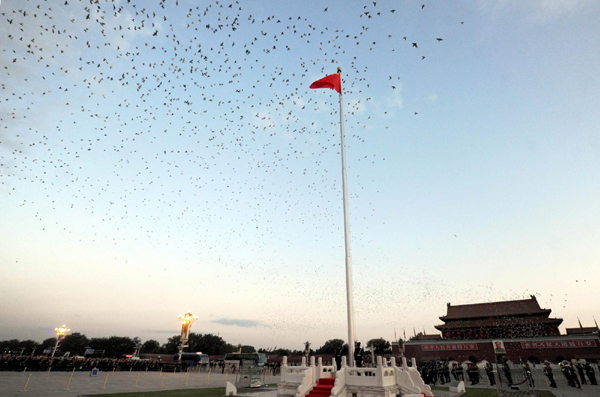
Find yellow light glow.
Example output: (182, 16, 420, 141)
(54, 324, 70, 336)
(178, 312, 198, 325)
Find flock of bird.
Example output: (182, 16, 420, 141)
(0, 0, 502, 340)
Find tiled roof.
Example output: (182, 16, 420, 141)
(440, 295, 551, 321)
(566, 327, 599, 335)
(416, 334, 442, 340)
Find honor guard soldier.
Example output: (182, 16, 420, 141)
(543, 361, 557, 388)
(354, 342, 364, 368)
(584, 362, 597, 385)
(456, 363, 465, 381)
(502, 360, 513, 386)
(576, 362, 587, 385)
(485, 362, 496, 386)
(522, 361, 535, 388)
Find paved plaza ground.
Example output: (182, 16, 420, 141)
(0, 370, 278, 397)
(0, 371, 599, 397)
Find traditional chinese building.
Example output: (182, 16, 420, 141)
(435, 295, 562, 340)
(403, 296, 600, 363)
(566, 326, 599, 336)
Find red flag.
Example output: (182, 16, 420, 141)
(403, 329, 406, 340)
(310, 73, 341, 94)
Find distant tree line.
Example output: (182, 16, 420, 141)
(2, 334, 395, 359)
(1, 333, 244, 358)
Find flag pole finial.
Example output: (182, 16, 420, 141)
(337, 67, 342, 74)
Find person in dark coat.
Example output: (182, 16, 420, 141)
(443, 362, 451, 383)
(562, 362, 581, 388)
(354, 343, 364, 368)
(334, 347, 342, 371)
(522, 361, 535, 388)
(485, 362, 496, 386)
(543, 362, 557, 388)
(456, 363, 465, 381)
(502, 361, 513, 385)
(584, 362, 597, 385)
(576, 362, 587, 385)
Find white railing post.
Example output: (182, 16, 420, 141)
(342, 356, 347, 368)
(281, 356, 288, 382)
(402, 357, 408, 367)
(411, 358, 417, 368)
(317, 357, 323, 381)
(377, 356, 383, 367)
(302, 357, 307, 367)
(390, 357, 396, 368)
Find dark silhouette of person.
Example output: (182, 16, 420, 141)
(354, 342, 364, 368)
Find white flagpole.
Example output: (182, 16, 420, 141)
(337, 67, 356, 368)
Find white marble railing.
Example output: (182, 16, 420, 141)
(317, 357, 335, 379)
(295, 367, 315, 397)
(281, 365, 311, 383)
(330, 367, 346, 397)
(278, 355, 433, 397)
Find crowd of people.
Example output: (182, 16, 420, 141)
(0, 354, 284, 375)
(418, 361, 483, 386)
(418, 359, 599, 390)
(0, 354, 164, 372)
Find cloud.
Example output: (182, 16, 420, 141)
(211, 318, 263, 328)
(428, 93, 438, 102)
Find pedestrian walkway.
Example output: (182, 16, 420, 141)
(0, 370, 279, 397)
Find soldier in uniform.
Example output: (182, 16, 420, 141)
(429, 363, 438, 385)
(334, 347, 342, 371)
(576, 362, 587, 385)
(466, 363, 475, 385)
(456, 363, 465, 381)
(543, 361, 557, 388)
(437, 362, 445, 385)
(560, 362, 575, 387)
(522, 361, 535, 388)
(502, 361, 513, 386)
(354, 342, 364, 368)
(584, 362, 597, 385)
(485, 362, 496, 386)
(451, 363, 458, 381)
(443, 361, 451, 384)
(563, 361, 581, 389)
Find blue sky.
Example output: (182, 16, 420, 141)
(1, 0, 599, 350)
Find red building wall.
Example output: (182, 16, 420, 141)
(404, 337, 600, 363)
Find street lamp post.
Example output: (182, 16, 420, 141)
(177, 312, 198, 360)
(51, 325, 70, 358)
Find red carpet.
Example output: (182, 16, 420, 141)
(305, 378, 336, 397)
